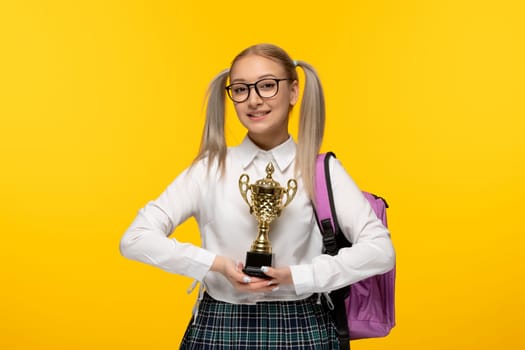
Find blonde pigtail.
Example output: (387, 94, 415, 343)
(194, 68, 230, 174)
(295, 60, 326, 201)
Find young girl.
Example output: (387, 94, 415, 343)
(120, 43, 395, 349)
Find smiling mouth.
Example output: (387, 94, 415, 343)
(247, 111, 270, 118)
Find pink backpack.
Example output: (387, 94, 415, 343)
(314, 153, 396, 348)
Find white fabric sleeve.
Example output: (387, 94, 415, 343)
(119, 163, 216, 281)
(290, 157, 395, 294)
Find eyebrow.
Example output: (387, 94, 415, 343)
(230, 74, 280, 84)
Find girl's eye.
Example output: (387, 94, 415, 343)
(233, 86, 248, 94)
(258, 81, 276, 91)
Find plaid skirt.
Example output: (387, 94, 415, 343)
(180, 293, 340, 349)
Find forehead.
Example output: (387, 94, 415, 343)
(230, 54, 286, 82)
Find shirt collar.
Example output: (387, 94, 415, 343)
(238, 135, 296, 172)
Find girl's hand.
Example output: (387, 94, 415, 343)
(211, 256, 280, 293)
(260, 265, 293, 287)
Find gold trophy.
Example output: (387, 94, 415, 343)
(239, 163, 297, 278)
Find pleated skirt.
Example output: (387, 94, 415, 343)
(180, 293, 339, 349)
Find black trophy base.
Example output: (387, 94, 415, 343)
(243, 251, 273, 279)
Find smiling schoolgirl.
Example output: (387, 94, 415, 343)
(120, 43, 395, 349)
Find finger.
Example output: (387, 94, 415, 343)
(243, 275, 267, 284)
(233, 279, 278, 293)
(260, 266, 277, 278)
(233, 273, 266, 285)
(233, 262, 265, 283)
(243, 279, 280, 292)
(262, 266, 293, 285)
(227, 261, 254, 283)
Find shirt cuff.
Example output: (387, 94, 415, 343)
(190, 248, 217, 281)
(290, 264, 315, 295)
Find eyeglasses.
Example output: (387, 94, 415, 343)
(225, 78, 292, 103)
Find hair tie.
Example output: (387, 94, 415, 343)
(293, 60, 298, 67)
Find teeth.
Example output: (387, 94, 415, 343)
(250, 111, 269, 117)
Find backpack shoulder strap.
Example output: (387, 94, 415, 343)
(314, 152, 352, 254)
(314, 153, 339, 229)
(314, 152, 351, 349)
(314, 152, 342, 255)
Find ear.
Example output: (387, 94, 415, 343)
(289, 80, 299, 106)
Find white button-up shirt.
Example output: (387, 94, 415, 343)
(120, 136, 395, 304)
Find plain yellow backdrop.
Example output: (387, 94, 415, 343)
(1, 0, 524, 349)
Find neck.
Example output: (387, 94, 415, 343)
(248, 132, 289, 151)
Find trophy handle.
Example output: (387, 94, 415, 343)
(239, 174, 252, 207)
(281, 179, 298, 208)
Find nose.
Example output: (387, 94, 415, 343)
(246, 86, 263, 106)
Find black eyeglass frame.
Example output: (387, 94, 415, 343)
(225, 78, 293, 103)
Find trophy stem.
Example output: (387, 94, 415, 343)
(250, 222, 272, 253)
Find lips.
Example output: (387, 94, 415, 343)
(247, 110, 271, 119)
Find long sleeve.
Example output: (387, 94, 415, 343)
(120, 137, 393, 304)
(290, 157, 395, 294)
(119, 163, 216, 281)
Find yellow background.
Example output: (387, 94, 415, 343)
(1, 0, 524, 349)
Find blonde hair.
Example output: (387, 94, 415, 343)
(194, 44, 325, 200)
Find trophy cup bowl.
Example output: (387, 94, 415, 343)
(239, 163, 297, 278)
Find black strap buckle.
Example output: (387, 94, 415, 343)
(321, 219, 338, 255)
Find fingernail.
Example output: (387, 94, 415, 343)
(261, 266, 269, 273)
(243, 276, 251, 283)
(271, 286, 280, 292)
(267, 280, 274, 286)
